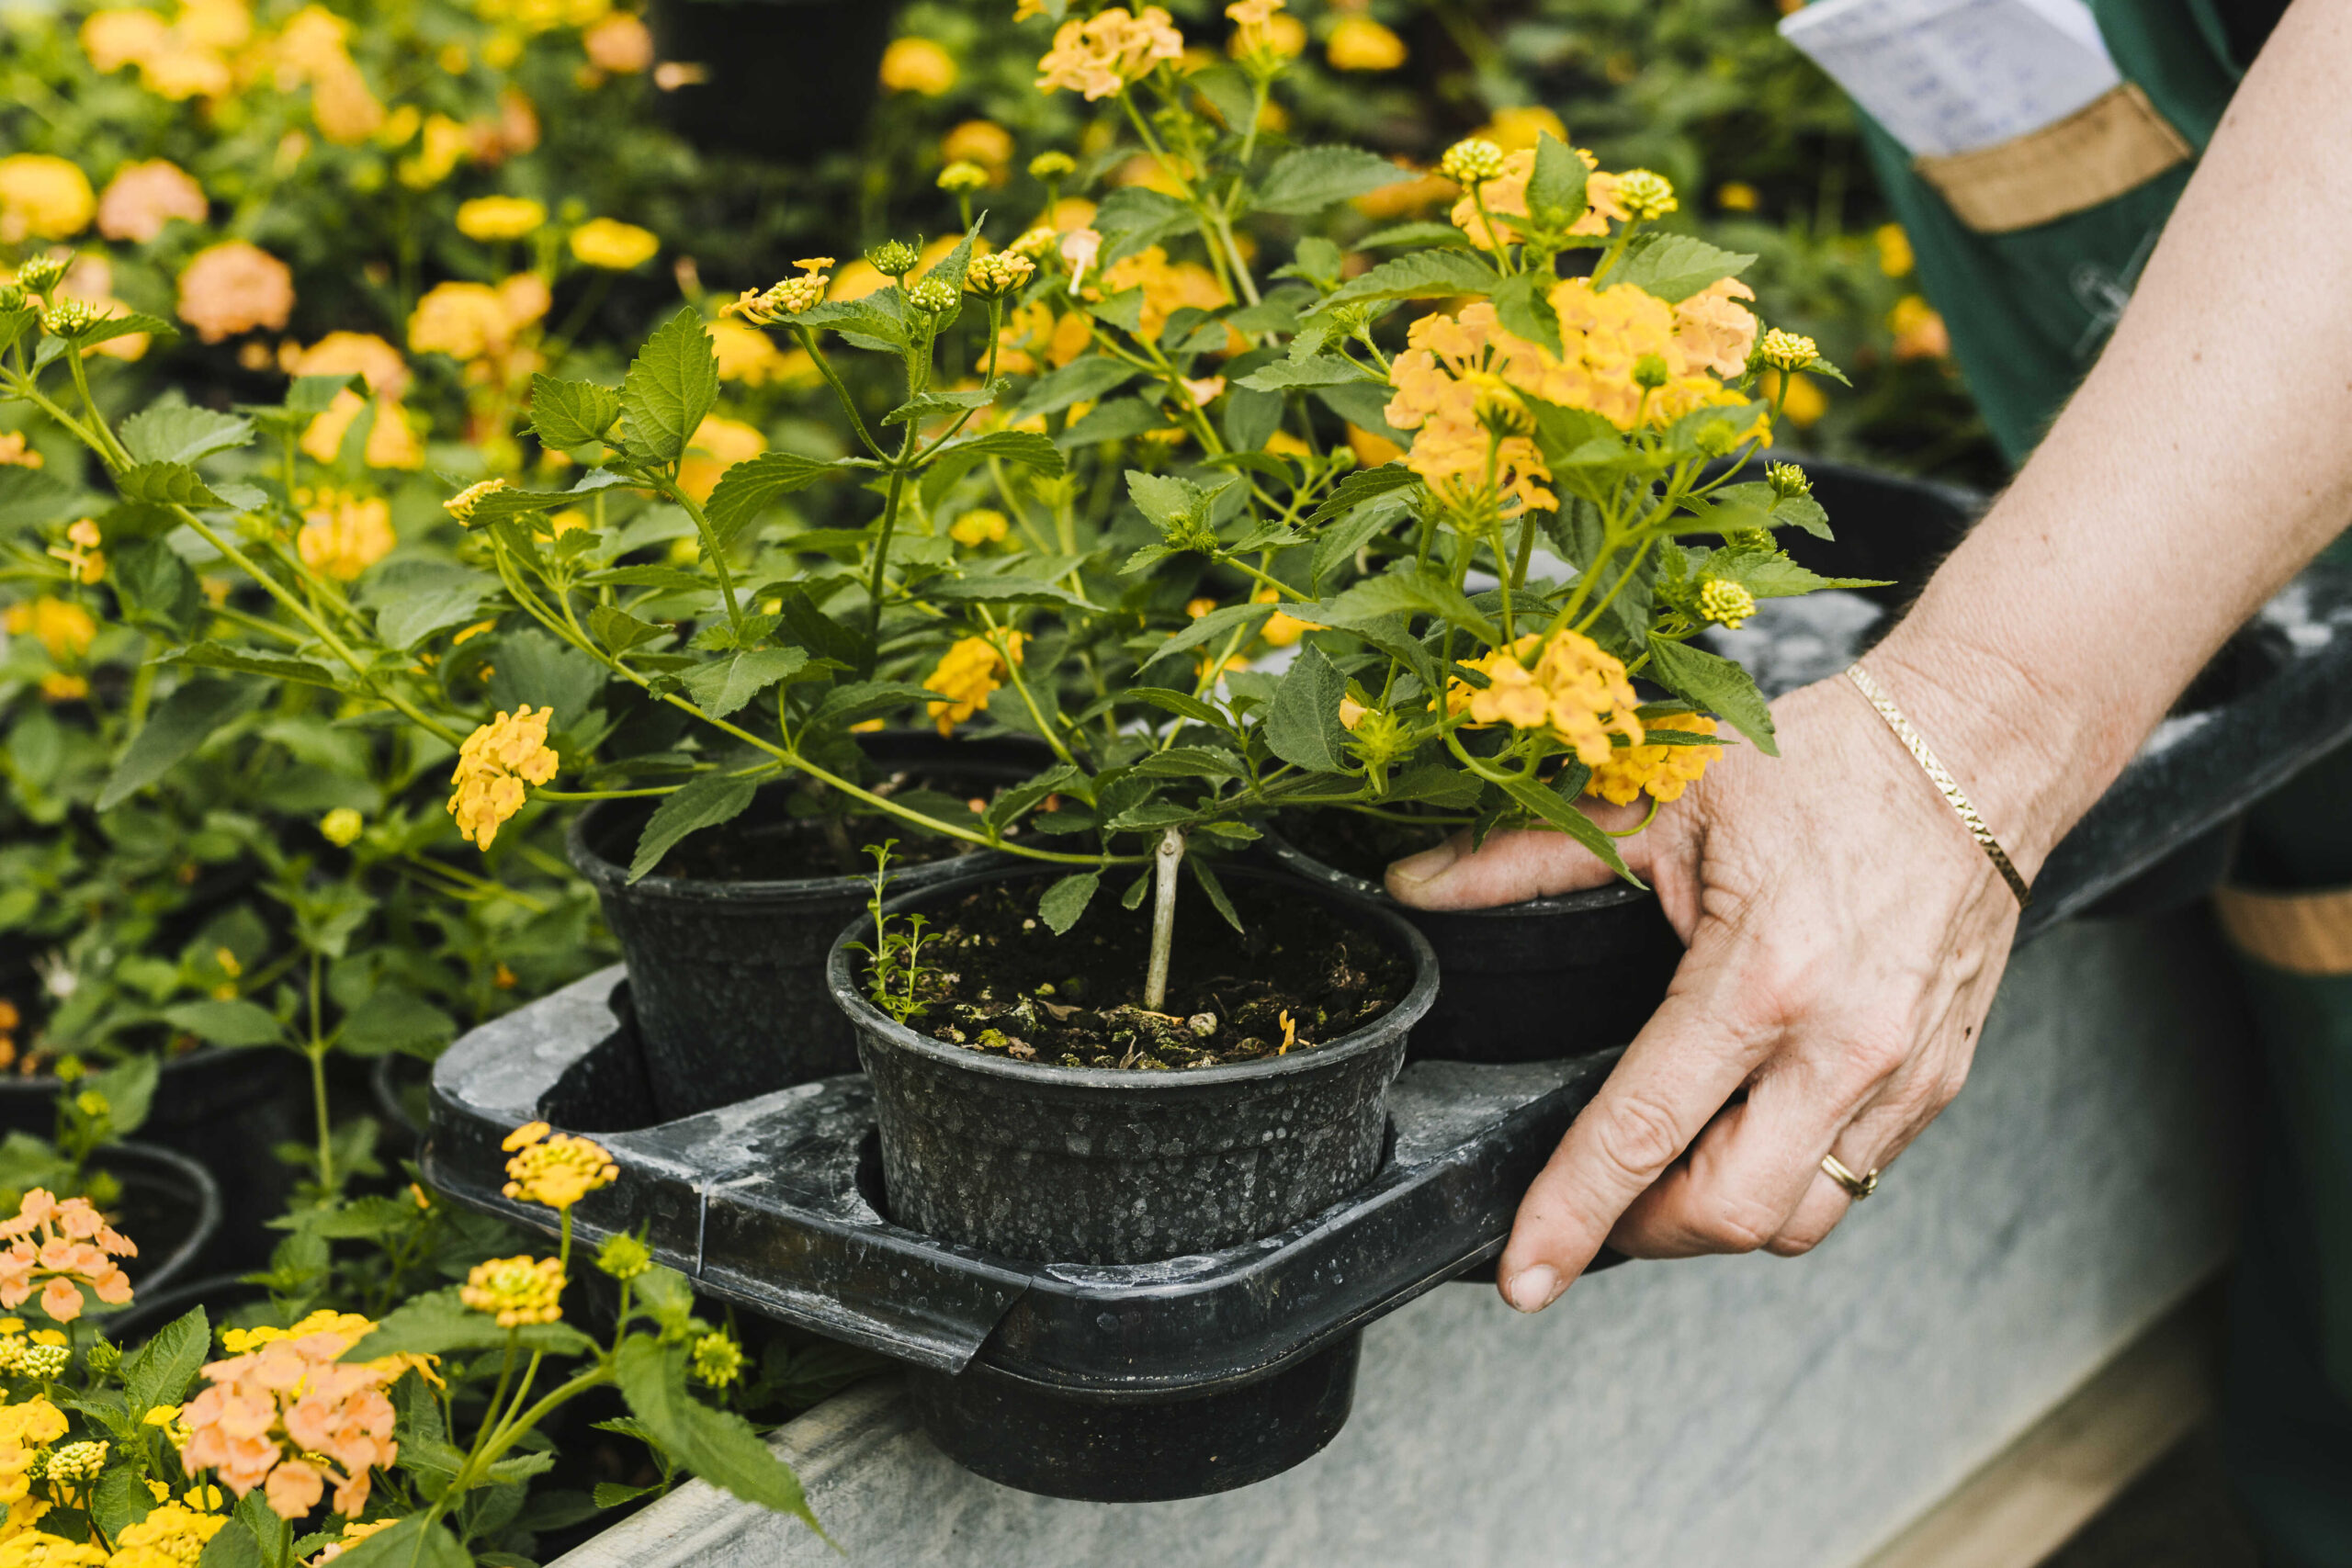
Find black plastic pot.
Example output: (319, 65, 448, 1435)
(828, 863, 1439, 1265)
(570, 734, 1047, 1122)
(1261, 822, 1680, 1065)
(0, 1048, 302, 1270)
(648, 0, 896, 160)
(104, 1141, 223, 1306)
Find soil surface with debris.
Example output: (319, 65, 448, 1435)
(893, 877, 1409, 1070)
(648, 772, 1001, 882)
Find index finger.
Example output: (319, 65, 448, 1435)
(1494, 935, 1781, 1311)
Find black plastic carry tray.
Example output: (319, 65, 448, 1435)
(424, 556, 2352, 1496)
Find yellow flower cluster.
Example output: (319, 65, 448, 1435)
(879, 37, 957, 96)
(500, 1122, 618, 1210)
(1327, 13, 1406, 70)
(989, 300, 1093, 376)
(689, 1332, 743, 1389)
(447, 707, 559, 851)
(1448, 631, 1643, 767)
(0, 159, 94, 244)
(2, 600, 95, 665)
(1380, 306, 1558, 518)
(408, 275, 550, 372)
(1035, 6, 1183, 100)
(306, 1519, 397, 1566)
(294, 491, 395, 581)
(571, 218, 660, 271)
(1099, 246, 1229, 345)
(455, 196, 546, 242)
(444, 478, 510, 525)
(924, 632, 1024, 736)
(0, 1532, 105, 1567)
(103, 1504, 226, 1568)
(1588, 714, 1722, 807)
(79, 0, 250, 103)
(459, 1256, 566, 1326)
(1696, 578, 1756, 629)
(285, 333, 422, 470)
(1226, 0, 1304, 61)
(726, 257, 833, 324)
(949, 510, 1009, 547)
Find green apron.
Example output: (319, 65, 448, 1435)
(1849, 5, 2352, 1558)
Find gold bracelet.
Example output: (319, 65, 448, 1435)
(1844, 661, 2033, 908)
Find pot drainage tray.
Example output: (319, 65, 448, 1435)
(424, 968, 1617, 1396)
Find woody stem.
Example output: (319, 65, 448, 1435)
(1143, 827, 1185, 1012)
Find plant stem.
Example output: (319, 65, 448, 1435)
(1143, 827, 1184, 1012)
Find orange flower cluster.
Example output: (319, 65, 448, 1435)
(1447, 632, 1643, 767)
(0, 1193, 133, 1325)
(500, 1122, 618, 1211)
(447, 707, 560, 852)
(1035, 6, 1183, 100)
(179, 1315, 398, 1521)
(1381, 304, 1558, 517)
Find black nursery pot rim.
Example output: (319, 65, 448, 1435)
(1259, 819, 1652, 919)
(824, 862, 1439, 1094)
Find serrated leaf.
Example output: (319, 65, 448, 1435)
(1253, 146, 1415, 216)
(680, 648, 809, 717)
(363, 560, 494, 649)
(588, 603, 664, 654)
(1057, 396, 1169, 447)
(1321, 570, 1498, 641)
(1129, 688, 1233, 731)
(706, 451, 847, 545)
(161, 998, 283, 1047)
(116, 460, 237, 510)
(154, 642, 343, 689)
(1357, 220, 1476, 250)
(119, 405, 254, 466)
(1139, 602, 1273, 671)
(1187, 62, 1257, 132)
(882, 381, 1004, 427)
(923, 575, 1091, 608)
(1130, 745, 1245, 779)
(614, 1337, 820, 1533)
(922, 430, 1066, 498)
(1189, 854, 1244, 933)
(1091, 186, 1193, 265)
(529, 374, 623, 449)
(124, 1306, 209, 1420)
(1645, 636, 1775, 755)
(1318, 250, 1499, 312)
(623, 308, 720, 463)
(1236, 355, 1371, 392)
(1305, 462, 1421, 526)
(100, 677, 262, 809)
(628, 773, 759, 881)
(1490, 270, 1562, 356)
(1610, 233, 1757, 304)
(1525, 132, 1591, 231)
(1261, 645, 1350, 773)
(1038, 872, 1099, 934)
(797, 296, 910, 355)
(300, 1516, 469, 1568)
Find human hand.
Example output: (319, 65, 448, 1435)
(1386, 659, 2048, 1314)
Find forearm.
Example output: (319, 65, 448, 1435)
(1871, 0, 2352, 866)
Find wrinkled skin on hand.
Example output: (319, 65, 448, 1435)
(1386, 675, 2029, 1313)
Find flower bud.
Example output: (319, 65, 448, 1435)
(40, 299, 106, 337)
(937, 160, 990, 194)
(1766, 460, 1812, 500)
(15, 255, 68, 295)
(1696, 577, 1756, 630)
(1613, 169, 1677, 221)
(595, 1232, 652, 1280)
(444, 477, 510, 526)
(1632, 354, 1670, 390)
(1757, 328, 1818, 372)
(1439, 137, 1506, 187)
(964, 252, 1036, 297)
(1009, 226, 1060, 261)
(906, 276, 960, 314)
(320, 807, 365, 847)
(866, 240, 921, 277)
(1028, 151, 1078, 181)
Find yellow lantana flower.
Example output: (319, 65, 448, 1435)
(1588, 713, 1722, 807)
(1036, 6, 1182, 99)
(459, 1256, 566, 1326)
(447, 707, 559, 851)
(879, 37, 956, 96)
(456, 196, 548, 242)
(295, 491, 395, 581)
(570, 218, 659, 270)
(3, 599, 96, 664)
(499, 1122, 617, 1210)
(1448, 631, 1643, 768)
(1325, 14, 1405, 70)
(924, 632, 1024, 736)
(0, 158, 95, 243)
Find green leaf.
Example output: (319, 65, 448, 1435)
(680, 648, 810, 717)
(1253, 146, 1415, 215)
(0, 466, 80, 528)
(85, 1054, 156, 1136)
(1645, 636, 1776, 755)
(99, 677, 262, 809)
(301, 1515, 470, 1568)
(1091, 186, 1193, 263)
(119, 405, 254, 466)
(1139, 603, 1273, 672)
(614, 1337, 820, 1531)
(1188, 854, 1244, 933)
(1705, 547, 1884, 600)
(93, 1465, 154, 1539)
(1186, 63, 1257, 133)
(623, 308, 720, 463)
(1235, 355, 1371, 392)
(1490, 270, 1562, 356)
(336, 988, 457, 1058)
(807, 680, 936, 728)
(364, 560, 494, 649)
(1305, 462, 1421, 526)
(1310, 502, 1404, 594)
(1321, 570, 1498, 641)
(124, 1305, 209, 1419)
(1128, 688, 1232, 731)
(1524, 132, 1591, 231)
(919, 215, 986, 295)
(112, 539, 200, 635)
(1318, 250, 1499, 312)
(284, 373, 363, 417)
(1492, 770, 1639, 884)
(486, 629, 607, 733)
(921, 431, 1066, 500)
(1058, 397, 1170, 447)
(924, 575, 1091, 609)
(1261, 645, 1350, 773)
(116, 460, 246, 511)
(1038, 872, 1099, 935)
(1010, 356, 1140, 422)
(345, 1287, 599, 1359)
(706, 451, 850, 545)
(882, 381, 1004, 427)
(71, 311, 175, 349)
(529, 374, 624, 449)
(1610, 233, 1757, 304)
(196, 1513, 266, 1568)
(1130, 745, 1245, 779)
(588, 603, 664, 654)
(1357, 220, 1476, 250)
(154, 642, 342, 689)
(628, 773, 759, 882)
(161, 998, 283, 1047)
(798, 296, 910, 355)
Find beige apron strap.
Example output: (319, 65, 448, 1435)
(1914, 84, 2192, 234)
(2213, 884, 2352, 976)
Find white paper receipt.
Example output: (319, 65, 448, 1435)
(1778, 0, 2121, 158)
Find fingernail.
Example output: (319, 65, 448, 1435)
(1504, 1264, 1560, 1314)
(1387, 840, 1461, 891)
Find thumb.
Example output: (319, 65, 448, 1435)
(1385, 805, 1663, 910)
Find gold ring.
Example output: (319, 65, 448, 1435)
(1821, 1153, 1880, 1201)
